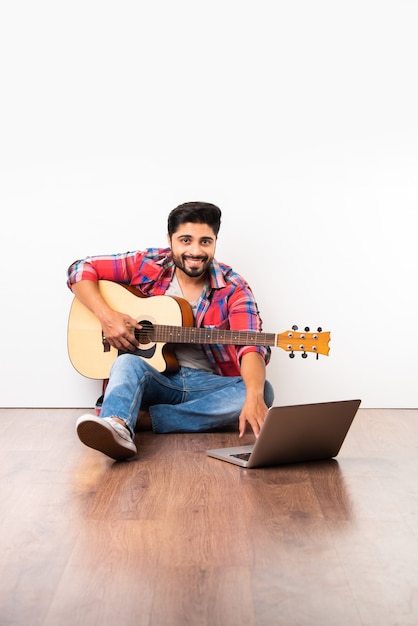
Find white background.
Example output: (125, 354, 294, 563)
(1, 1, 417, 409)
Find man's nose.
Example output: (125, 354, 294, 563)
(189, 244, 202, 256)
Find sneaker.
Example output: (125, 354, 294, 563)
(76, 414, 137, 460)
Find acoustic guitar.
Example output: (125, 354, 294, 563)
(67, 280, 331, 379)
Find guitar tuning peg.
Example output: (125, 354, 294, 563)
(302, 352, 308, 359)
(317, 326, 322, 332)
(304, 326, 310, 332)
(292, 325, 298, 331)
(289, 351, 295, 359)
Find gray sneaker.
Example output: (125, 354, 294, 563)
(76, 414, 137, 460)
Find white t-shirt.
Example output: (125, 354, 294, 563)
(165, 274, 215, 373)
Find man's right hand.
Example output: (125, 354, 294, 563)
(100, 310, 142, 353)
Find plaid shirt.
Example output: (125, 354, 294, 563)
(67, 247, 271, 376)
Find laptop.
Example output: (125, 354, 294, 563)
(206, 399, 361, 468)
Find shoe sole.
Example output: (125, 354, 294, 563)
(76, 418, 137, 460)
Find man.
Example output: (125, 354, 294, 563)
(67, 201, 274, 460)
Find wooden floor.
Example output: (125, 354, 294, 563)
(0, 407, 417, 626)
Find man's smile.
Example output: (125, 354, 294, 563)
(184, 256, 206, 267)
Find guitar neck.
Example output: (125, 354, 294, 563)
(145, 325, 277, 347)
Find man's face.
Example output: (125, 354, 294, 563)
(168, 222, 217, 279)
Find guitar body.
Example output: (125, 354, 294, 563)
(67, 281, 193, 379)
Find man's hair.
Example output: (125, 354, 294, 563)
(167, 202, 222, 237)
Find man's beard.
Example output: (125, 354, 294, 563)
(173, 253, 211, 278)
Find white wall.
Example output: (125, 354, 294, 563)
(1, 1, 417, 409)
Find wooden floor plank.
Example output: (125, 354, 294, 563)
(0, 408, 418, 625)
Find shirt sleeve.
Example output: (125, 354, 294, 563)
(66, 252, 139, 289)
(205, 280, 271, 368)
(228, 286, 271, 366)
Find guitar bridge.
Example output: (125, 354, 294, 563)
(102, 333, 111, 353)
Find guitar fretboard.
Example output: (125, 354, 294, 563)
(138, 324, 277, 347)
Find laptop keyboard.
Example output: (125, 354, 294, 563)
(231, 452, 251, 461)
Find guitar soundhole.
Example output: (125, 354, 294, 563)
(118, 320, 157, 360)
(135, 320, 155, 345)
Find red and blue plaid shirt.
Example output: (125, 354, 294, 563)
(67, 247, 271, 376)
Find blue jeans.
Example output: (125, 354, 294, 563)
(100, 354, 275, 437)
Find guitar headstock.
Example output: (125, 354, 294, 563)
(277, 326, 331, 358)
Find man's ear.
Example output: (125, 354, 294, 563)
(167, 233, 171, 247)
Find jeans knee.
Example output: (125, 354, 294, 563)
(111, 353, 148, 376)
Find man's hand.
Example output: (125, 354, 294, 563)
(101, 310, 142, 353)
(238, 398, 269, 438)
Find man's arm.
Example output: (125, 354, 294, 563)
(238, 351, 270, 438)
(71, 281, 141, 352)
